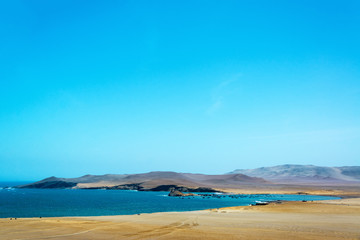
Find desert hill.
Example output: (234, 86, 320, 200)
(18, 171, 267, 191)
(229, 165, 360, 185)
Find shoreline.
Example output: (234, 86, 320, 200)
(3, 196, 352, 219)
(1, 197, 359, 239)
(0, 190, 343, 219)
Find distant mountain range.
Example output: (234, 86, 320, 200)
(18, 165, 360, 190)
(18, 171, 267, 191)
(229, 165, 360, 184)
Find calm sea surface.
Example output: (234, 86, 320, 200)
(0, 183, 339, 218)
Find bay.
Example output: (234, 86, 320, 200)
(0, 187, 339, 218)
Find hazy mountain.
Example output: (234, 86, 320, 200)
(229, 165, 360, 184)
(18, 171, 267, 190)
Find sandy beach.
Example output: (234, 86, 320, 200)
(1, 195, 359, 240)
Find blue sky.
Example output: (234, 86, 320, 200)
(1, 0, 360, 181)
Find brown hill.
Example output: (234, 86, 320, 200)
(18, 171, 268, 190)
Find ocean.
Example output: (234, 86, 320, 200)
(0, 184, 339, 218)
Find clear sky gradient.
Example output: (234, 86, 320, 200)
(1, 1, 360, 180)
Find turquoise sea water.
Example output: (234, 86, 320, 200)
(0, 184, 339, 218)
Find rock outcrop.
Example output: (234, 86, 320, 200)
(168, 188, 197, 197)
